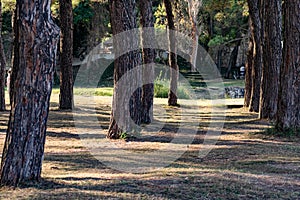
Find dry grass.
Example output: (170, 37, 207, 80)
(0, 93, 300, 200)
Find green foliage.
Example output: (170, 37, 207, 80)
(154, 72, 191, 99)
(2, 0, 15, 13)
(1, 9, 12, 34)
(73, 0, 94, 26)
(119, 132, 128, 140)
(154, 3, 167, 29)
(201, 0, 248, 48)
(208, 35, 227, 47)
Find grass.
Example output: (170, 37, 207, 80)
(0, 93, 300, 199)
(51, 78, 244, 99)
(154, 79, 191, 99)
(262, 126, 300, 138)
(52, 87, 113, 96)
(223, 79, 245, 87)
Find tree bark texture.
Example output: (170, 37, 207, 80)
(276, 0, 300, 130)
(139, 0, 155, 124)
(259, 0, 282, 120)
(247, 0, 262, 112)
(107, 0, 142, 139)
(0, 0, 60, 187)
(0, 1, 7, 111)
(59, 0, 74, 110)
(164, 0, 179, 106)
(244, 18, 254, 108)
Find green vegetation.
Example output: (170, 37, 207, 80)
(52, 87, 113, 96)
(263, 126, 300, 138)
(223, 79, 245, 87)
(52, 79, 244, 98)
(154, 79, 191, 99)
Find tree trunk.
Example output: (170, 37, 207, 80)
(244, 18, 254, 108)
(247, 0, 262, 112)
(186, 0, 200, 72)
(217, 48, 222, 70)
(107, 0, 142, 139)
(259, 0, 282, 120)
(0, 1, 6, 111)
(164, 0, 179, 106)
(276, 0, 300, 130)
(9, 6, 18, 105)
(0, 0, 60, 187)
(59, 0, 73, 110)
(139, 0, 155, 124)
(225, 43, 240, 79)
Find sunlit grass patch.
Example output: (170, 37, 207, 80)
(52, 87, 113, 96)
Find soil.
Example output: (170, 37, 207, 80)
(0, 94, 299, 200)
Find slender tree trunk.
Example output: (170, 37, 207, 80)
(10, 6, 18, 105)
(107, 0, 142, 139)
(0, 0, 60, 187)
(139, 0, 155, 124)
(59, 0, 73, 110)
(0, 1, 6, 111)
(186, 0, 201, 72)
(247, 0, 262, 112)
(164, 0, 179, 106)
(244, 18, 254, 108)
(259, 0, 282, 120)
(217, 48, 222, 70)
(225, 43, 240, 79)
(276, 0, 300, 130)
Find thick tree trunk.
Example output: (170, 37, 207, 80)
(259, 0, 282, 120)
(107, 0, 142, 139)
(164, 0, 179, 106)
(59, 0, 73, 110)
(225, 43, 240, 79)
(276, 0, 300, 130)
(0, 1, 6, 111)
(244, 18, 254, 108)
(247, 0, 262, 112)
(139, 0, 155, 124)
(0, 0, 60, 187)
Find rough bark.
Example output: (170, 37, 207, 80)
(0, 1, 6, 111)
(259, 0, 282, 120)
(0, 0, 60, 187)
(59, 0, 73, 110)
(139, 0, 155, 124)
(107, 0, 142, 139)
(164, 0, 179, 106)
(247, 0, 262, 112)
(276, 0, 300, 130)
(244, 18, 254, 108)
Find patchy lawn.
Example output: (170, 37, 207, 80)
(0, 93, 300, 200)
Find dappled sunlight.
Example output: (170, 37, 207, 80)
(1, 94, 300, 199)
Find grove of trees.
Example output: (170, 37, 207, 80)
(0, 0, 299, 187)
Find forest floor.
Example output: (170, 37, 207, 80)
(0, 93, 300, 200)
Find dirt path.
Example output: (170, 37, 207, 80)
(0, 94, 300, 199)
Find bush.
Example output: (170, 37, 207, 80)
(154, 79, 191, 99)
